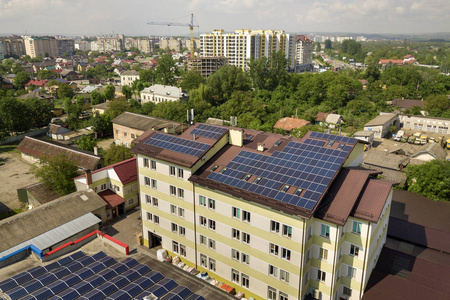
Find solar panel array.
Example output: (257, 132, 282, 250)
(207, 134, 356, 211)
(309, 131, 357, 145)
(145, 133, 210, 157)
(189, 124, 228, 140)
(0, 251, 206, 300)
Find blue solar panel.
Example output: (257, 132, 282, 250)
(165, 286, 192, 299)
(110, 275, 130, 289)
(50, 287, 80, 300)
(145, 271, 164, 283)
(44, 261, 61, 272)
(145, 284, 169, 298)
(121, 257, 139, 268)
(31, 287, 54, 300)
(47, 280, 69, 295)
(28, 266, 47, 279)
(7, 286, 28, 300)
(84, 275, 106, 288)
(52, 267, 71, 279)
(189, 124, 228, 140)
(158, 278, 178, 290)
(86, 261, 107, 273)
(98, 256, 117, 267)
(132, 264, 151, 276)
(69, 251, 85, 261)
(80, 288, 106, 300)
(91, 251, 107, 260)
(96, 282, 118, 296)
(56, 256, 73, 266)
(134, 277, 154, 290)
(144, 133, 210, 157)
(0, 279, 18, 292)
(72, 281, 93, 295)
(64, 261, 83, 273)
(186, 295, 206, 300)
(121, 283, 143, 297)
(121, 269, 140, 282)
(74, 268, 94, 280)
(59, 274, 80, 287)
(97, 268, 118, 281)
(77, 256, 95, 266)
(11, 272, 33, 285)
(109, 263, 129, 274)
(106, 290, 130, 300)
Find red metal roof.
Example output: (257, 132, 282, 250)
(98, 189, 125, 210)
(113, 157, 137, 185)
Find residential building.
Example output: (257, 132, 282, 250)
(0, 41, 3, 60)
(399, 114, 450, 135)
(23, 36, 74, 58)
(93, 35, 125, 52)
(200, 29, 293, 70)
(112, 112, 186, 147)
(363, 113, 399, 139)
(17, 136, 103, 171)
(391, 98, 425, 114)
(0, 35, 26, 57)
(91, 102, 110, 115)
(125, 37, 153, 53)
(187, 56, 228, 78)
(56, 38, 75, 57)
(140, 84, 188, 104)
(74, 40, 91, 52)
(132, 123, 393, 300)
(47, 124, 71, 140)
(120, 70, 140, 86)
(74, 157, 139, 220)
(294, 35, 314, 72)
(160, 37, 182, 52)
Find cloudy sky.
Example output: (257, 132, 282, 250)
(0, 0, 448, 36)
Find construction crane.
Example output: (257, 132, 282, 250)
(147, 13, 199, 56)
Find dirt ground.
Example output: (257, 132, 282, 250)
(0, 152, 37, 213)
(96, 138, 115, 152)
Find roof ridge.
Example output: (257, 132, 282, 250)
(24, 137, 100, 159)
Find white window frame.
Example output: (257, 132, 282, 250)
(269, 265, 278, 277)
(321, 224, 330, 238)
(352, 221, 362, 234)
(271, 220, 280, 233)
(282, 224, 292, 238)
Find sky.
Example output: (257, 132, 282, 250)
(0, 0, 449, 36)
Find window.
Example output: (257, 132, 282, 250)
(271, 220, 280, 233)
(242, 174, 251, 181)
(170, 166, 176, 176)
(281, 248, 291, 261)
(279, 292, 288, 300)
(208, 238, 216, 250)
(307, 226, 312, 240)
(242, 210, 251, 222)
(241, 253, 250, 264)
(178, 207, 185, 218)
(177, 188, 184, 199)
(199, 216, 207, 226)
(209, 258, 216, 271)
(151, 179, 157, 189)
(208, 198, 215, 210)
(171, 223, 178, 233)
(152, 197, 158, 207)
(150, 160, 156, 170)
(199, 235, 206, 245)
(170, 204, 176, 214)
(208, 219, 216, 230)
(280, 269, 289, 283)
(210, 165, 218, 172)
(200, 254, 207, 267)
(306, 249, 311, 262)
(319, 248, 328, 260)
(177, 168, 183, 178)
(232, 249, 240, 261)
(231, 269, 239, 283)
(147, 212, 152, 221)
(180, 244, 186, 257)
(232, 207, 240, 219)
(352, 221, 362, 234)
(321, 224, 330, 238)
(199, 195, 206, 206)
(269, 265, 278, 277)
(294, 188, 303, 196)
(144, 177, 150, 186)
(145, 195, 151, 205)
(172, 241, 179, 253)
(241, 274, 249, 288)
(268, 287, 277, 300)
(131, 133, 135, 139)
(317, 270, 326, 282)
(154, 215, 159, 224)
(124, 132, 127, 137)
(179, 226, 185, 236)
(270, 243, 279, 255)
(343, 286, 352, 297)
(347, 266, 356, 278)
(350, 244, 360, 257)
(170, 185, 176, 196)
(282, 225, 292, 238)
(242, 232, 250, 244)
(143, 158, 149, 168)
(232, 228, 240, 240)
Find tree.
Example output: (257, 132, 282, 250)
(14, 71, 30, 89)
(139, 69, 156, 84)
(75, 135, 97, 152)
(36, 69, 54, 80)
(91, 113, 113, 138)
(91, 90, 106, 105)
(324, 39, 332, 49)
(423, 94, 450, 117)
(121, 85, 132, 100)
(206, 65, 251, 105)
(106, 98, 131, 119)
(57, 84, 74, 99)
(180, 70, 205, 92)
(0, 96, 31, 133)
(155, 53, 178, 86)
(104, 85, 116, 100)
(316, 42, 322, 52)
(24, 98, 54, 127)
(405, 160, 450, 201)
(104, 143, 134, 165)
(31, 153, 78, 195)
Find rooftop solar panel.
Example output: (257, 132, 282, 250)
(98, 256, 117, 267)
(110, 275, 130, 289)
(52, 267, 71, 279)
(77, 256, 95, 266)
(7, 286, 28, 300)
(44, 261, 61, 272)
(91, 251, 107, 260)
(144, 133, 210, 157)
(189, 123, 228, 140)
(121, 269, 141, 282)
(121, 257, 139, 268)
(132, 264, 152, 276)
(30, 286, 54, 300)
(145, 271, 164, 284)
(186, 295, 206, 300)
(72, 281, 93, 295)
(96, 282, 118, 296)
(134, 277, 154, 290)
(0, 279, 18, 292)
(59, 274, 81, 287)
(73, 268, 94, 280)
(158, 278, 178, 290)
(28, 266, 47, 278)
(109, 263, 129, 274)
(47, 280, 69, 295)
(144, 284, 169, 298)
(50, 287, 80, 300)
(84, 274, 106, 288)
(161, 286, 193, 299)
(97, 268, 118, 281)
(86, 261, 107, 273)
(121, 283, 144, 297)
(11, 272, 33, 285)
(80, 288, 106, 300)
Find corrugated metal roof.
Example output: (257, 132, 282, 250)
(364, 113, 398, 127)
(0, 213, 100, 259)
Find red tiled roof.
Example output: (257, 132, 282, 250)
(98, 189, 125, 210)
(295, 35, 312, 43)
(25, 79, 48, 86)
(391, 98, 424, 109)
(379, 59, 403, 65)
(315, 112, 329, 122)
(75, 157, 137, 185)
(274, 117, 310, 132)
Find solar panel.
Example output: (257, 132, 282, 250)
(144, 284, 169, 298)
(77, 256, 95, 266)
(84, 275, 106, 288)
(0, 279, 18, 292)
(134, 277, 154, 290)
(44, 261, 61, 272)
(68, 251, 85, 261)
(98, 256, 117, 267)
(47, 280, 69, 295)
(59, 274, 80, 287)
(105, 290, 130, 300)
(121, 257, 139, 268)
(158, 278, 178, 290)
(186, 295, 206, 300)
(144, 133, 210, 157)
(30, 286, 54, 300)
(110, 275, 130, 289)
(121, 269, 140, 282)
(73, 268, 94, 280)
(28, 266, 47, 279)
(162, 286, 192, 299)
(109, 263, 129, 274)
(96, 282, 118, 296)
(50, 287, 80, 300)
(121, 283, 143, 297)
(64, 261, 83, 273)
(72, 281, 93, 295)
(11, 272, 33, 285)
(52, 267, 71, 279)
(189, 123, 228, 140)
(97, 268, 118, 281)
(132, 264, 152, 276)
(86, 261, 107, 273)
(145, 271, 164, 284)
(91, 251, 107, 261)
(80, 288, 106, 300)
(7, 286, 28, 300)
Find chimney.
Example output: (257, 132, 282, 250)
(85, 169, 92, 186)
(257, 143, 265, 152)
(193, 134, 196, 140)
(93, 146, 98, 156)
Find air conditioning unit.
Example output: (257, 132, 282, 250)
(313, 289, 321, 299)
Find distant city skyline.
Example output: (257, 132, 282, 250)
(0, 0, 449, 36)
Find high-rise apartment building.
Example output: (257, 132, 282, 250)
(0, 41, 4, 60)
(93, 35, 125, 52)
(23, 36, 74, 58)
(132, 123, 392, 300)
(200, 29, 293, 70)
(0, 36, 26, 57)
(187, 56, 228, 78)
(125, 38, 153, 53)
(294, 35, 314, 72)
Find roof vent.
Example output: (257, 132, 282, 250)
(80, 195, 88, 201)
(257, 143, 265, 152)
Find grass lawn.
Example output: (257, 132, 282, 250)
(0, 141, 20, 154)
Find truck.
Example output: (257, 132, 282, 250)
(413, 133, 422, 145)
(420, 134, 428, 145)
(401, 134, 410, 143)
(408, 135, 416, 144)
(393, 130, 404, 141)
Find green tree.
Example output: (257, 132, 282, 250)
(291, 125, 328, 138)
(121, 85, 132, 100)
(31, 153, 78, 195)
(106, 98, 131, 119)
(75, 135, 97, 152)
(91, 91, 106, 105)
(0, 96, 31, 133)
(14, 71, 31, 89)
(91, 113, 113, 138)
(104, 143, 134, 165)
(316, 42, 322, 52)
(155, 53, 178, 86)
(180, 70, 205, 92)
(57, 84, 74, 99)
(36, 69, 54, 80)
(324, 39, 332, 49)
(104, 85, 116, 100)
(139, 69, 156, 84)
(24, 98, 54, 127)
(405, 160, 450, 201)
(424, 94, 450, 117)
(206, 65, 251, 105)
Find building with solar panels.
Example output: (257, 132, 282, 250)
(132, 123, 393, 300)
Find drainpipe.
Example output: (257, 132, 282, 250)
(192, 183, 198, 268)
(298, 219, 306, 300)
(330, 225, 339, 300)
(359, 222, 371, 299)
